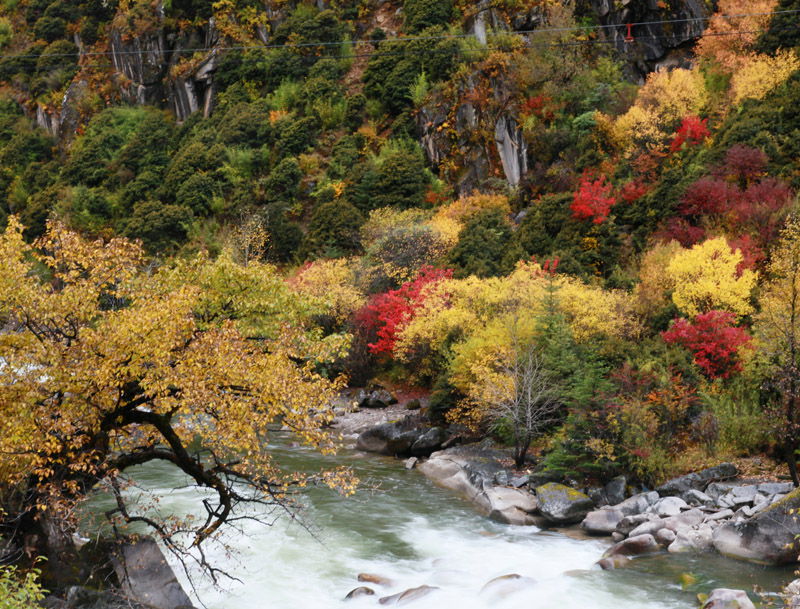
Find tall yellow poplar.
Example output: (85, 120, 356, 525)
(667, 237, 757, 317)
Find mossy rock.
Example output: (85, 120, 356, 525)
(535, 482, 594, 525)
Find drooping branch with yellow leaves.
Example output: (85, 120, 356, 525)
(0, 218, 352, 587)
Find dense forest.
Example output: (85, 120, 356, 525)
(1, 0, 800, 604)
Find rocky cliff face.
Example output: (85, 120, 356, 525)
(418, 0, 713, 189)
(417, 77, 527, 196)
(109, 23, 219, 122)
(590, 0, 714, 70)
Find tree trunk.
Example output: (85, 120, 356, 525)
(514, 438, 531, 469)
(38, 509, 80, 588)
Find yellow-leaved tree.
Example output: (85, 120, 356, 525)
(633, 240, 683, 320)
(666, 237, 757, 317)
(755, 215, 800, 485)
(0, 218, 352, 585)
(730, 50, 800, 106)
(290, 258, 366, 329)
(696, 0, 778, 74)
(613, 67, 708, 155)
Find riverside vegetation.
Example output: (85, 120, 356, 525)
(1, 0, 800, 605)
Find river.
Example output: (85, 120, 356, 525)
(91, 434, 794, 608)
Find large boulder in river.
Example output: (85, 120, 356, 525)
(535, 483, 594, 524)
(712, 489, 800, 565)
(356, 422, 423, 456)
(418, 447, 542, 525)
(581, 508, 623, 535)
(410, 427, 447, 457)
(417, 450, 493, 503)
(702, 588, 756, 609)
(478, 486, 543, 526)
(108, 537, 193, 609)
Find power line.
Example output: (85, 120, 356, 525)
(13, 24, 799, 75)
(3, 8, 798, 61)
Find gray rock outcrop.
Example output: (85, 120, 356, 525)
(109, 537, 193, 609)
(417, 448, 543, 526)
(712, 489, 800, 565)
(603, 533, 660, 557)
(657, 463, 737, 497)
(702, 588, 756, 609)
(581, 508, 624, 535)
(535, 483, 594, 525)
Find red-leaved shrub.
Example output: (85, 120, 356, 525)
(571, 172, 617, 224)
(662, 310, 752, 379)
(670, 116, 710, 153)
(356, 266, 452, 356)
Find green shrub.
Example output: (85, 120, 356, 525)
(308, 58, 344, 81)
(20, 184, 60, 239)
(327, 135, 363, 181)
(264, 157, 302, 202)
(403, 0, 454, 34)
(32, 39, 77, 94)
(78, 18, 100, 44)
(756, 0, 800, 54)
(300, 76, 344, 109)
(0, 130, 52, 169)
(122, 200, 190, 252)
(0, 17, 12, 48)
(161, 141, 210, 200)
(275, 116, 319, 156)
(505, 193, 571, 263)
(0, 562, 46, 608)
(428, 375, 461, 424)
(410, 71, 430, 106)
(303, 199, 364, 257)
(119, 170, 163, 213)
(67, 186, 112, 232)
(702, 379, 772, 456)
(33, 15, 66, 42)
(262, 203, 303, 262)
(344, 93, 366, 132)
(217, 103, 272, 148)
(372, 140, 428, 209)
(449, 209, 512, 278)
(174, 172, 221, 215)
(25, 0, 50, 24)
(313, 98, 348, 130)
(0, 41, 45, 82)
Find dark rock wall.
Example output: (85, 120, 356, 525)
(591, 0, 714, 66)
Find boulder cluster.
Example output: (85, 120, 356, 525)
(583, 466, 799, 565)
(408, 447, 800, 608)
(415, 449, 800, 568)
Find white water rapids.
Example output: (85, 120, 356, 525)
(93, 436, 789, 609)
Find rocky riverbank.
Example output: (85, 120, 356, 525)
(335, 388, 800, 607)
(412, 445, 800, 608)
